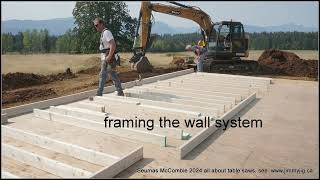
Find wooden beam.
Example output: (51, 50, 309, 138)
(91, 147, 143, 178)
(192, 72, 272, 82)
(49, 105, 186, 140)
(3, 144, 93, 178)
(155, 81, 250, 96)
(92, 96, 202, 117)
(172, 75, 270, 86)
(33, 109, 167, 147)
(142, 84, 244, 101)
(125, 87, 236, 105)
(1, 171, 20, 178)
(121, 90, 220, 116)
(178, 92, 256, 159)
(2, 125, 119, 166)
(106, 91, 227, 112)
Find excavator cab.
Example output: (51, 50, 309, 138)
(207, 21, 249, 60)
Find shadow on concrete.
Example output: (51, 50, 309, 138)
(127, 91, 180, 102)
(2, 121, 15, 125)
(183, 98, 261, 160)
(115, 157, 154, 178)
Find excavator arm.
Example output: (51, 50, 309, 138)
(130, 1, 214, 73)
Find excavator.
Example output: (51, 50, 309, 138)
(129, 1, 257, 73)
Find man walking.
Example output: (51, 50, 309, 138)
(185, 43, 207, 72)
(93, 18, 124, 96)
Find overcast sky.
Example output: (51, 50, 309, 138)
(1, 1, 319, 28)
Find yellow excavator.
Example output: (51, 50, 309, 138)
(130, 1, 256, 73)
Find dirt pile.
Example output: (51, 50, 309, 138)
(170, 57, 186, 68)
(2, 88, 57, 105)
(2, 68, 76, 91)
(77, 66, 100, 74)
(258, 49, 318, 78)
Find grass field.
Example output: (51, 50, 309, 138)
(2, 50, 318, 75)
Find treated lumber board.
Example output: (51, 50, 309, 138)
(3, 144, 92, 178)
(50, 105, 185, 140)
(93, 96, 202, 117)
(33, 109, 167, 147)
(1, 171, 20, 178)
(126, 87, 236, 105)
(141, 84, 244, 101)
(2, 125, 119, 166)
(106, 91, 227, 112)
(91, 147, 143, 178)
(178, 92, 256, 159)
(103, 91, 221, 116)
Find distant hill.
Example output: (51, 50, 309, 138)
(1, 17, 76, 36)
(2, 17, 318, 36)
(244, 23, 318, 33)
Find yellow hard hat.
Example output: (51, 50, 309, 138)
(198, 40, 205, 47)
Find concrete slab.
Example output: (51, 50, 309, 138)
(8, 73, 308, 178)
(116, 78, 318, 178)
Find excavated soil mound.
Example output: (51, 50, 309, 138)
(258, 49, 318, 78)
(170, 57, 186, 68)
(2, 68, 76, 91)
(2, 88, 57, 105)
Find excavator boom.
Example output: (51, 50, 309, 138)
(130, 1, 250, 74)
(130, 1, 214, 73)
(133, 1, 213, 54)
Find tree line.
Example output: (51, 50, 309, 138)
(2, 30, 318, 54)
(147, 31, 318, 52)
(1, 1, 318, 54)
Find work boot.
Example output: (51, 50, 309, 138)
(117, 91, 124, 96)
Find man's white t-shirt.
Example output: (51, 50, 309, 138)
(99, 29, 114, 50)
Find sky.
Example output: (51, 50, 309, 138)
(1, 1, 319, 28)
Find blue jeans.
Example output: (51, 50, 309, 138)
(197, 54, 205, 72)
(97, 60, 123, 96)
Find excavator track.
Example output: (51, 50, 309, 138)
(203, 59, 259, 73)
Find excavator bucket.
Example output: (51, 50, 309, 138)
(130, 53, 153, 73)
